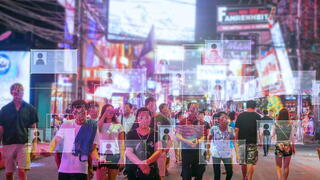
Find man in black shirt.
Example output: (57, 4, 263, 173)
(0, 83, 39, 180)
(235, 100, 261, 180)
(131, 97, 157, 131)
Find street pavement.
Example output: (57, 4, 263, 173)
(1, 144, 319, 180)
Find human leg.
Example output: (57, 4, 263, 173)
(212, 157, 221, 180)
(222, 158, 233, 180)
(3, 145, 16, 180)
(181, 150, 193, 180)
(16, 145, 27, 180)
(275, 157, 283, 180)
(283, 156, 292, 180)
(107, 168, 119, 180)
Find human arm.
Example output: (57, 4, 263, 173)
(43, 136, 63, 156)
(235, 128, 239, 141)
(290, 124, 296, 154)
(44, 124, 64, 155)
(98, 111, 107, 132)
(145, 141, 162, 165)
(175, 132, 195, 146)
(118, 131, 126, 168)
(0, 126, 3, 142)
(126, 147, 150, 174)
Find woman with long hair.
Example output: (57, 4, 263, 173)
(125, 107, 163, 180)
(272, 108, 296, 180)
(96, 104, 125, 180)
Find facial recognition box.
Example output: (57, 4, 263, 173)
(96, 69, 147, 94)
(31, 49, 77, 74)
(204, 40, 251, 65)
(257, 120, 274, 145)
(258, 120, 274, 136)
(196, 65, 227, 81)
(99, 140, 120, 155)
(125, 140, 148, 164)
(28, 129, 44, 144)
(203, 41, 224, 65)
(174, 125, 205, 150)
(270, 120, 304, 145)
(158, 125, 174, 149)
(199, 140, 246, 165)
(312, 81, 320, 105)
(99, 140, 123, 165)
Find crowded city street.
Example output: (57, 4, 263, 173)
(0, 0, 320, 180)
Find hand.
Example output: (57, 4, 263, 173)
(88, 168, 94, 179)
(236, 154, 240, 164)
(30, 152, 36, 160)
(190, 139, 199, 148)
(118, 158, 125, 170)
(185, 139, 195, 147)
(138, 161, 150, 175)
(292, 146, 296, 155)
(100, 110, 108, 121)
(205, 151, 211, 161)
(40, 149, 51, 157)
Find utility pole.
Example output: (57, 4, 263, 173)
(75, 0, 84, 100)
(296, 0, 302, 122)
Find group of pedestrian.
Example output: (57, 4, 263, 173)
(0, 83, 298, 180)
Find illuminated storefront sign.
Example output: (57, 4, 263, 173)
(196, 65, 227, 80)
(270, 22, 294, 94)
(217, 6, 272, 31)
(255, 49, 282, 92)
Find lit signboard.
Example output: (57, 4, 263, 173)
(0, 51, 30, 108)
(217, 6, 272, 31)
(255, 49, 282, 92)
(270, 22, 294, 94)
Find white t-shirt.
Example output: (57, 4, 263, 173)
(204, 115, 212, 124)
(210, 126, 234, 158)
(117, 114, 135, 133)
(99, 123, 124, 155)
(55, 120, 99, 174)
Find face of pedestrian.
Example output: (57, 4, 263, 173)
(88, 106, 99, 120)
(146, 100, 157, 115)
(198, 113, 205, 121)
(189, 103, 199, 114)
(123, 104, 132, 115)
(137, 111, 151, 129)
(105, 105, 116, 120)
(161, 105, 171, 117)
(73, 106, 87, 125)
(11, 85, 24, 102)
(218, 113, 228, 128)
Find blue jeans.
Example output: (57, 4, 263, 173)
(263, 135, 271, 155)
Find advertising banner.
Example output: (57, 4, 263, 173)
(217, 6, 272, 31)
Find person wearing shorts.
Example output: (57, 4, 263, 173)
(235, 100, 261, 180)
(239, 144, 258, 165)
(272, 108, 296, 180)
(96, 104, 125, 180)
(0, 83, 39, 180)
